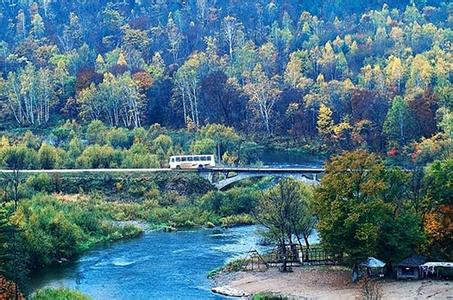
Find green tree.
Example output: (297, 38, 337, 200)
(199, 124, 239, 163)
(315, 151, 426, 264)
(0, 208, 28, 299)
(86, 120, 108, 145)
(122, 143, 159, 168)
(152, 134, 173, 166)
(189, 138, 216, 155)
(38, 143, 59, 169)
(256, 179, 315, 272)
(383, 97, 416, 147)
(76, 145, 121, 168)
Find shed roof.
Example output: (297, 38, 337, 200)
(360, 257, 385, 268)
(397, 255, 427, 267)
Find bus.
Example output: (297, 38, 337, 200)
(169, 155, 215, 169)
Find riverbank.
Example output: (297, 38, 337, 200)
(212, 267, 452, 299)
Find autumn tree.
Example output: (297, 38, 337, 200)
(315, 151, 425, 264)
(174, 53, 206, 128)
(423, 158, 452, 260)
(78, 72, 144, 128)
(4, 64, 57, 126)
(317, 103, 334, 141)
(243, 64, 281, 135)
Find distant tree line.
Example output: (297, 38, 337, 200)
(0, 0, 450, 157)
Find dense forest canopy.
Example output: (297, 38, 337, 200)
(0, 0, 451, 156)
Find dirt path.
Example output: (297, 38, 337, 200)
(213, 266, 452, 299)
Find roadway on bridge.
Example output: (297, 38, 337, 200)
(0, 167, 325, 174)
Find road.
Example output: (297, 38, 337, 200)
(0, 167, 325, 174)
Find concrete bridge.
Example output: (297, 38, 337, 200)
(0, 167, 325, 190)
(199, 167, 324, 189)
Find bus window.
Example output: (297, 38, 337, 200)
(201, 156, 207, 161)
(176, 157, 181, 162)
(181, 157, 187, 162)
(171, 158, 175, 162)
(188, 157, 193, 161)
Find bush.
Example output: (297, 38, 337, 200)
(10, 194, 143, 268)
(106, 127, 132, 148)
(26, 173, 53, 193)
(31, 287, 91, 300)
(86, 120, 108, 145)
(38, 143, 60, 169)
(76, 145, 122, 168)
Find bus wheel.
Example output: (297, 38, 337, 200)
(198, 165, 204, 169)
(176, 165, 181, 170)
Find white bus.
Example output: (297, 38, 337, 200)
(169, 155, 215, 169)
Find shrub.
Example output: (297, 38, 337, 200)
(38, 143, 60, 169)
(31, 287, 91, 300)
(26, 173, 53, 193)
(76, 145, 122, 168)
(10, 194, 143, 268)
(106, 127, 132, 148)
(86, 120, 108, 145)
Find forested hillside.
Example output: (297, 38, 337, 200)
(0, 0, 451, 157)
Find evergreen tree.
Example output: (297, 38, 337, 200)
(383, 96, 416, 147)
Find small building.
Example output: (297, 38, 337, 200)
(396, 255, 427, 280)
(360, 257, 386, 278)
(353, 257, 386, 281)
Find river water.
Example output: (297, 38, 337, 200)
(29, 226, 280, 299)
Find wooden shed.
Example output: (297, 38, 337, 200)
(396, 255, 427, 280)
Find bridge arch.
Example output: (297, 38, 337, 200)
(199, 170, 321, 190)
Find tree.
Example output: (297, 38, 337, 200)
(78, 73, 144, 128)
(86, 120, 108, 145)
(384, 55, 404, 92)
(315, 151, 425, 265)
(284, 51, 312, 89)
(31, 13, 45, 39)
(38, 143, 59, 169)
(421, 158, 452, 260)
(222, 16, 242, 61)
(199, 124, 239, 164)
(1, 145, 37, 208)
(0, 208, 28, 299)
(317, 103, 334, 141)
(152, 134, 173, 166)
(383, 97, 416, 147)
(76, 145, 121, 168)
(243, 64, 281, 135)
(60, 12, 83, 51)
(189, 138, 216, 155)
(166, 14, 182, 63)
(173, 53, 206, 128)
(256, 179, 315, 272)
(5, 65, 57, 126)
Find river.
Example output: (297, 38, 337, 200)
(29, 226, 318, 299)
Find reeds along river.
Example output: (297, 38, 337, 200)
(29, 226, 270, 299)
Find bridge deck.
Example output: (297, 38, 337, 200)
(0, 167, 325, 174)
